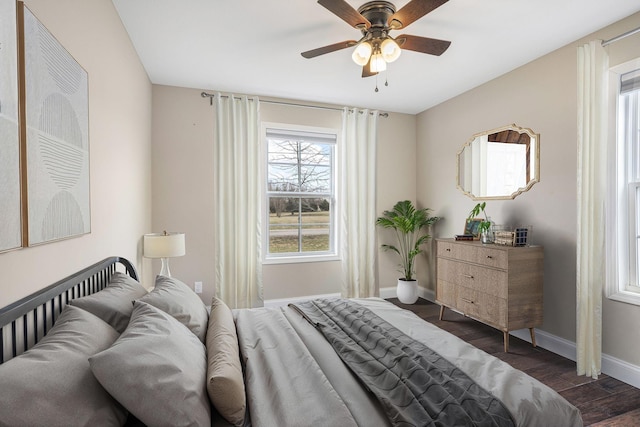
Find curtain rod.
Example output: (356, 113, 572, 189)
(200, 91, 389, 118)
(602, 25, 640, 47)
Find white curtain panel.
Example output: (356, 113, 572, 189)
(341, 108, 379, 298)
(576, 41, 608, 379)
(214, 93, 263, 309)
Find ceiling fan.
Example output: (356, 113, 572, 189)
(301, 0, 451, 78)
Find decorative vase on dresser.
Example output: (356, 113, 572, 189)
(435, 238, 544, 352)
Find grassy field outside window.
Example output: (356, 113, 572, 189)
(269, 211, 330, 253)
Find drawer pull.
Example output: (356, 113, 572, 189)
(461, 298, 474, 304)
(446, 248, 451, 252)
(486, 255, 493, 259)
(463, 274, 474, 279)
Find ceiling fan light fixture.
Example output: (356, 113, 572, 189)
(370, 51, 387, 73)
(301, 0, 452, 84)
(352, 41, 373, 66)
(380, 37, 401, 63)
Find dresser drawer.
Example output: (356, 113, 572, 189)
(458, 286, 507, 327)
(436, 279, 457, 307)
(437, 240, 508, 269)
(437, 258, 507, 298)
(473, 246, 508, 269)
(437, 240, 473, 263)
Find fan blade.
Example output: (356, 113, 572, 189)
(362, 57, 378, 78)
(318, 0, 370, 29)
(301, 40, 358, 59)
(396, 34, 451, 56)
(388, 0, 449, 30)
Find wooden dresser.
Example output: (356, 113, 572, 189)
(436, 238, 543, 352)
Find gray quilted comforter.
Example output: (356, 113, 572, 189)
(291, 299, 515, 427)
(232, 298, 583, 427)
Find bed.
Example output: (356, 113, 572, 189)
(0, 256, 583, 427)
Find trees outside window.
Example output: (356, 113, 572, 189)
(265, 127, 337, 260)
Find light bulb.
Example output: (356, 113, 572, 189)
(381, 38, 401, 63)
(352, 42, 372, 66)
(370, 52, 387, 73)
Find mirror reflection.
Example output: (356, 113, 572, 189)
(457, 124, 540, 200)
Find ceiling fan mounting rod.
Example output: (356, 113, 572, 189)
(358, 1, 396, 29)
(366, 28, 388, 40)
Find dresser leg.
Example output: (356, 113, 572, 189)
(529, 328, 537, 347)
(439, 305, 446, 321)
(503, 331, 509, 353)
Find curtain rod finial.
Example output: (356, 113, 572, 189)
(201, 92, 214, 105)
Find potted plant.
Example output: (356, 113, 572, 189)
(376, 200, 440, 304)
(468, 202, 493, 243)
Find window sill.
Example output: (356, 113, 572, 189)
(607, 290, 640, 306)
(263, 254, 340, 265)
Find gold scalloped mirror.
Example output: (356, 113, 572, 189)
(457, 124, 540, 200)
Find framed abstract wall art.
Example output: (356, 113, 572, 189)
(0, 0, 23, 252)
(18, 2, 91, 246)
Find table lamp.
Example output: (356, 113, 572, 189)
(143, 231, 185, 277)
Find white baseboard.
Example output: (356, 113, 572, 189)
(510, 328, 640, 389)
(264, 292, 341, 308)
(266, 290, 640, 389)
(379, 286, 396, 299)
(379, 286, 435, 301)
(265, 286, 435, 307)
(510, 328, 577, 362)
(602, 353, 640, 389)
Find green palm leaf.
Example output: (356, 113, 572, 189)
(376, 200, 440, 280)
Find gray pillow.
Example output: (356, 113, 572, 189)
(0, 305, 127, 427)
(137, 275, 208, 342)
(70, 271, 148, 332)
(206, 297, 246, 426)
(89, 301, 211, 427)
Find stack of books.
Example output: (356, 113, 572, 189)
(455, 234, 474, 241)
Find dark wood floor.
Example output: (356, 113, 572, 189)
(388, 298, 640, 426)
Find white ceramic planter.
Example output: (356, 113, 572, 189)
(397, 279, 418, 304)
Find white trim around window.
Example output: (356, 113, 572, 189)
(606, 58, 640, 305)
(261, 122, 341, 265)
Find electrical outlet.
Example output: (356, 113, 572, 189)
(194, 281, 203, 294)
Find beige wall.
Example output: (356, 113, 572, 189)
(0, 0, 152, 308)
(151, 85, 416, 302)
(149, 86, 215, 297)
(5, 0, 638, 382)
(417, 12, 640, 366)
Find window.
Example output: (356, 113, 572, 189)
(264, 126, 338, 262)
(607, 62, 640, 304)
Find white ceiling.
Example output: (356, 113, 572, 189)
(112, 0, 640, 114)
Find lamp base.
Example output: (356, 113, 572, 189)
(159, 258, 172, 277)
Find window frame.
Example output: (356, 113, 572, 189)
(262, 122, 340, 265)
(606, 58, 640, 305)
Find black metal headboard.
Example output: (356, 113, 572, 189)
(0, 256, 138, 364)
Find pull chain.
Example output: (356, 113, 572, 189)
(373, 70, 389, 92)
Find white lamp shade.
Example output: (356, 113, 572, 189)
(352, 42, 372, 66)
(381, 38, 401, 63)
(143, 232, 186, 258)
